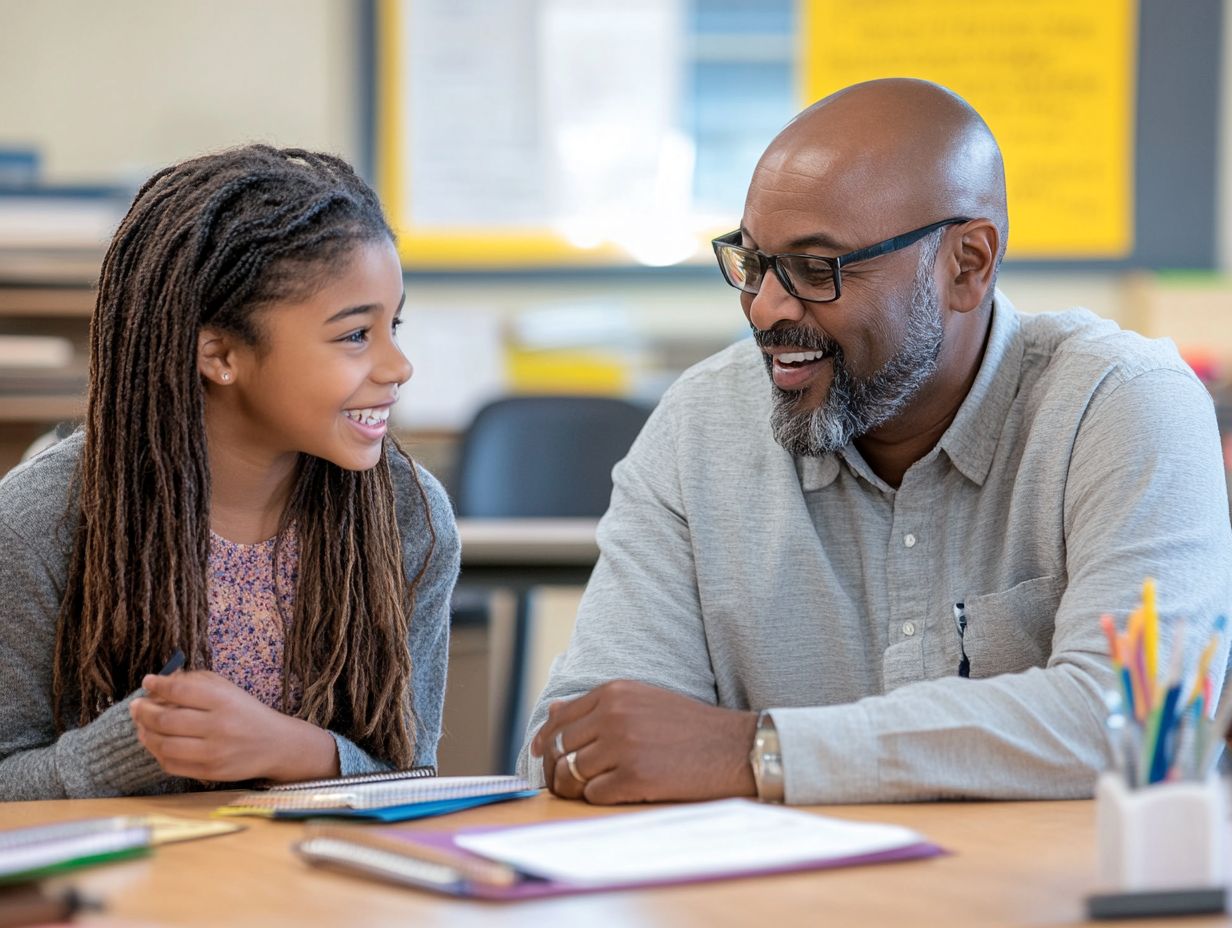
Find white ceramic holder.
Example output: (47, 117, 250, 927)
(1096, 771, 1228, 891)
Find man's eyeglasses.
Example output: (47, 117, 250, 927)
(711, 217, 971, 304)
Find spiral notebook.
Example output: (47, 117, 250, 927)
(263, 765, 436, 792)
(219, 775, 537, 822)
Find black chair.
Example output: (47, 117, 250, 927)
(450, 395, 651, 772)
(453, 396, 651, 518)
(20, 421, 77, 462)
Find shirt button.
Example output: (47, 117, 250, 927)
(902, 621, 916, 636)
(904, 533, 916, 548)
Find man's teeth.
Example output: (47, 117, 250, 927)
(344, 407, 390, 426)
(778, 350, 828, 364)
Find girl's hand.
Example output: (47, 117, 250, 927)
(129, 670, 339, 783)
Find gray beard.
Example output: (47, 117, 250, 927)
(763, 243, 944, 457)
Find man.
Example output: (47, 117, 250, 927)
(518, 79, 1231, 804)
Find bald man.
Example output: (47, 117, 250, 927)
(519, 80, 1232, 804)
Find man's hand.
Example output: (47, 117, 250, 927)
(130, 670, 339, 783)
(529, 679, 759, 804)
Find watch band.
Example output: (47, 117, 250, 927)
(749, 710, 785, 803)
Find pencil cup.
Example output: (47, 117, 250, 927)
(1096, 772, 1229, 891)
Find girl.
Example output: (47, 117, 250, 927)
(0, 145, 460, 799)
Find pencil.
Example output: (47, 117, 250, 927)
(1132, 634, 1150, 721)
(1142, 578, 1159, 702)
(1146, 631, 1186, 784)
(1185, 615, 1226, 707)
(1102, 617, 1137, 718)
(1201, 678, 1232, 774)
(1125, 609, 1148, 718)
(1099, 614, 1120, 666)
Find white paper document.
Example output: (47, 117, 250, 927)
(454, 798, 927, 885)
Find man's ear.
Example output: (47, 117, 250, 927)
(197, 327, 238, 386)
(944, 219, 999, 314)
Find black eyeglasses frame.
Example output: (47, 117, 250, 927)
(711, 216, 972, 304)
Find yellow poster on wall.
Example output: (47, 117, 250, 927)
(800, 0, 1137, 259)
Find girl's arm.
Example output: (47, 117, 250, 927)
(0, 519, 174, 800)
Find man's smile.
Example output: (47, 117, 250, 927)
(766, 348, 834, 391)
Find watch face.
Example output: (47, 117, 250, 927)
(751, 728, 779, 777)
(754, 723, 779, 756)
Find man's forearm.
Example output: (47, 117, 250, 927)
(772, 659, 1113, 804)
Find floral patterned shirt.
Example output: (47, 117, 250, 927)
(207, 529, 301, 712)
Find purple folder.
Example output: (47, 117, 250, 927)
(370, 824, 945, 900)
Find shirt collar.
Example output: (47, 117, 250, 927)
(795, 289, 1023, 492)
(936, 289, 1023, 486)
(797, 451, 840, 492)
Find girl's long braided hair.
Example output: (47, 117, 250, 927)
(52, 144, 432, 768)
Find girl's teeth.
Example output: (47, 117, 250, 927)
(345, 407, 390, 426)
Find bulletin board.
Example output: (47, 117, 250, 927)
(797, 0, 1224, 267)
(374, 0, 1222, 270)
(802, 0, 1136, 259)
(375, 0, 695, 269)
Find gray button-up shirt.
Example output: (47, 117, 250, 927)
(519, 292, 1232, 803)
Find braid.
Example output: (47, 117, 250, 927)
(54, 145, 428, 767)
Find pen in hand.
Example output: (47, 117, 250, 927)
(157, 649, 185, 676)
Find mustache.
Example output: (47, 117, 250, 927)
(752, 324, 837, 354)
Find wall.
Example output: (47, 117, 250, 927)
(0, 0, 1228, 371)
(0, 0, 361, 184)
(1, 1, 1225, 275)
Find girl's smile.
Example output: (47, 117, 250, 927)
(342, 403, 393, 438)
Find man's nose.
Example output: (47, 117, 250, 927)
(743, 269, 806, 333)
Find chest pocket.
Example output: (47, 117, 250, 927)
(963, 575, 1062, 679)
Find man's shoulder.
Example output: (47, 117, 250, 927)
(0, 431, 81, 543)
(630, 338, 786, 475)
(1020, 308, 1195, 389)
(661, 337, 768, 412)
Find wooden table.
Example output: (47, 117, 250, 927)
(456, 517, 599, 587)
(3, 791, 1223, 927)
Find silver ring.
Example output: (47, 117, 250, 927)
(553, 730, 566, 756)
(565, 750, 587, 785)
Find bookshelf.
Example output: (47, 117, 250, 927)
(0, 252, 473, 486)
(0, 253, 96, 475)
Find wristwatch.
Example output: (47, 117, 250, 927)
(749, 710, 785, 803)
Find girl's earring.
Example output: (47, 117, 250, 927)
(220, 371, 231, 383)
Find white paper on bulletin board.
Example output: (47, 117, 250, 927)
(800, 0, 1137, 259)
(380, 0, 692, 268)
